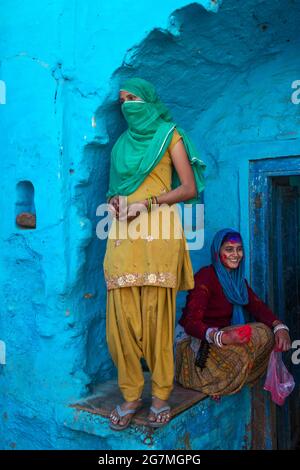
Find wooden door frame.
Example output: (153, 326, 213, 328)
(249, 156, 300, 449)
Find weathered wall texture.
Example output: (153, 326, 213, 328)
(0, 0, 299, 449)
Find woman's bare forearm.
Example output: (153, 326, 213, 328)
(141, 184, 196, 207)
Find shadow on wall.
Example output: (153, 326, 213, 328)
(81, 0, 300, 389)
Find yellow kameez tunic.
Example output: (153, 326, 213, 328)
(104, 129, 194, 401)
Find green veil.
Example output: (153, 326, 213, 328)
(106, 78, 206, 204)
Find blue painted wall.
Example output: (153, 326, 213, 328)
(0, 0, 299, 449)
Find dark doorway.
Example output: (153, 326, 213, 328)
(271, 176, 300, 449)
(250, 157, 300, 449)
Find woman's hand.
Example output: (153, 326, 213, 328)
(127, 202, 146, 222)
(108, 196, 120, 218)
(274, 329, 291, 352)
(118, 202, 147, 222)
(221, 326, 252, 346)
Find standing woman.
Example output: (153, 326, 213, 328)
(103, 78, 205, 430)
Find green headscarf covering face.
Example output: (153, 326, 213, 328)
(107, 77, 205, 203)
(121, 101, 161, 134)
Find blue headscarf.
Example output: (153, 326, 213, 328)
(211, 228, 248, 325)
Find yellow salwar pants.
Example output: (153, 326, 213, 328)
(106, 285, 177, 402)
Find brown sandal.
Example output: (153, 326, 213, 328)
(109, 399, 142, 431)
(148, 404, 171, 428)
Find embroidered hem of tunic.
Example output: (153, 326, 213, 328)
(104, 271, 177, 290)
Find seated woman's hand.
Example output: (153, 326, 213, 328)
(274, 329, 291, 352)
(221, 326, 252, 346)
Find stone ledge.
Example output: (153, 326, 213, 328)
(69, 373, 206, 427)
(60, 376, 251, 449)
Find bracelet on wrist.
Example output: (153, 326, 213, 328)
(147, 196, 152, 213)
(206, 327, 218, 344)
(213, 330, 224, 348)
(146, 195, 159, 212)
(273, 324, 289, 334)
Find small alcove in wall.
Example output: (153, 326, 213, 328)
(15, 180, 36, 229)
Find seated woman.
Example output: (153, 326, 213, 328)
(175, 228, 292, 397)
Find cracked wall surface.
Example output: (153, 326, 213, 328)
(0, 0, 299, 450)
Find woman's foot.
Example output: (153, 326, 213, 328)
(109, 399, 142, 430)
(148, 396, 171, 427)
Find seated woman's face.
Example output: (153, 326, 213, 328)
(220, 241, 243, 270)
(119, 91, 142, 104)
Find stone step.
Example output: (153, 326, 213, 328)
(70, 373, 206, 427)
(60, 374, 251, 450)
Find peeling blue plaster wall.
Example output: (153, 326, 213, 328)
(0, 0, 299, 450)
